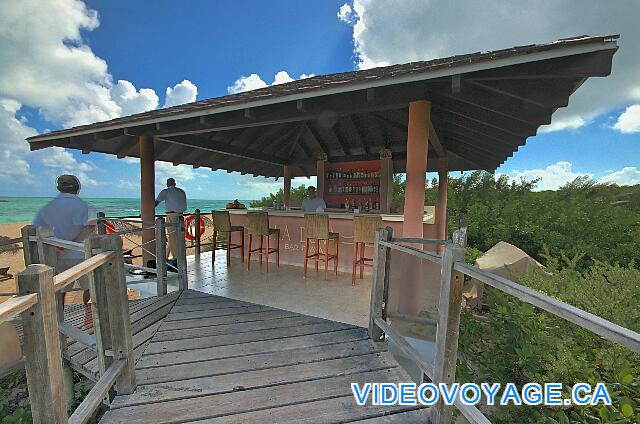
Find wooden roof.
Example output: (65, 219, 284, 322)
(27, 35, 618, 177)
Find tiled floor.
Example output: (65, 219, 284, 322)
(127, 251, 373, 327)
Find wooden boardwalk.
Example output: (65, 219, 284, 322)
(98, 289, 429, 423)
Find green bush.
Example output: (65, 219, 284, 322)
(249, 185, 309, 207)
(457, 262, 640, 423)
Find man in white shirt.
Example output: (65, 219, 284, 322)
(301, 186, 327, 212)
(33, 175, 95, 304)
(155, 178, 187, 261)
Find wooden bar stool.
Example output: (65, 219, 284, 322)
(211, 210, 244, 266)
(303, 213, 339, 280)
(352, 215, 383, 285)
(247, 212, 280, 272)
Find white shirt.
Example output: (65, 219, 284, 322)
(156, 186, 187, 213)
(33, 193, 89, 260)
(301, 196, 326, 212)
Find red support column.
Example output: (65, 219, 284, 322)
(399, 100, 430, 314)
(140, 136, 156, 264)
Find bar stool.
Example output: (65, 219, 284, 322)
(352, 215, 383, 285)
(303, 213, 339, 280)
(211, 210, 244, 266)
(247, 212, 280, 272)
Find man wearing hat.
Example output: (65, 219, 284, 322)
(33, 175, 95, 304)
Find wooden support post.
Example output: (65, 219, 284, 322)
(316, 155, 326, 197)
(436, 156, 449, 250)
(84, 236, 114, 388)
(283, 165, 291, 208)
(17, 264, 67, 424)
(368, 226, 393, 341)
(98, 235, 136, 395)
(194, 209, 201, 257)
(155, 217, 167, 296)
(36, 227, 74, 409)
(97, 212, 107, 235)
(379, 149, 393, 213)
(431, 243, 466, 424)
(176, 215, 188, 291)
(140, 135, 156, 265)
(399, 100, 430, 315)
(21, 225, 38, 265)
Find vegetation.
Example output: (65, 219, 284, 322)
(249, 184, 309, 207)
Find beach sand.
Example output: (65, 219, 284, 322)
(0, 222, 145, 305)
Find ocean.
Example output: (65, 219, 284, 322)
(0, 197, 254, 223)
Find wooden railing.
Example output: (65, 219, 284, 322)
(96, 212, 188, 294)
(0, 226, 138, 424)
(369, 226, 640, 424)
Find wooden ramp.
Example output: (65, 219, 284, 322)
(63, 292, 180, 380)
(100, 289, 429, 423)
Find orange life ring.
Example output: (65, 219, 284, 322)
(184, 215, 205, 241)
(104, 220, 116, 234)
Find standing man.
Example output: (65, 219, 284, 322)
(33, 175, 94, 304)
(301, 186, 326, 212)
(155, 178, 187, 263)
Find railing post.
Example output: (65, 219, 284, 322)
(97, 212, 107, 235)
(84, 236, 114, 400)
(194, 208, 201, 257)
(21, 225, 38, 265)
(155, 217, 167, 296)
(369, 226, 392, 341)
(431, 242, 466, 424)
(17, 264, 67, 424)
(176, 214, 188, 291)
(36, 227, 74, 409)
(98, 235, 137, 394)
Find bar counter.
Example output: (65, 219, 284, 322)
(227, 209, 437, 272)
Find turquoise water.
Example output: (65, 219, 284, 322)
(0, 197, 253, 223)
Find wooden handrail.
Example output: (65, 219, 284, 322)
(390, 237, 447, 245)
(28, 235, 84, 252)
(0, 293, 38, 324)
(379, 240, 442, 264)
(0, 237, 22, 247)
(58, 322, 97, 350)
(53, 251, 114, 292)
(455, 261, 640, 353)
(68, 359, 126, 424)
(374, 316, 434, 378)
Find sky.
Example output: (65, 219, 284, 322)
(0, 0, 638, 199)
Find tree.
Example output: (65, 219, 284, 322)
(249, 185, 309, 207)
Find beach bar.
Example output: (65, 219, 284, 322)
(13, 35, 626, 423)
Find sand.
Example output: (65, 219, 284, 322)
(0, 222, 147, 305)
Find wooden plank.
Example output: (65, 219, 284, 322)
(369, 227, 392, 341)
(357, 408, 431, 423)
(152, 315, 330, 342)
(163, 304, 276, 322)
(189, 394, 420, 424)
(169, 298, 258, 313)
(68, 359, 126, 424)
(0, 294, 38, 324)
(374, 317, 434, 378)
(155, 217, 167, 296)
(136, 338, 385, 386)
(118, 353, 397, 408)
(455, 262, 640, 353)
(17, 264, 67, 423)
(136, 327, 369, 368)
(104, 366, 404, 422)
(53, 251, 114, 292)
(28, 235, 84, 252)
(379, 240, 441, 265)
(158, 309, 300, 332)
(145, 321, 355, 354)
(59, 322, 97, 350)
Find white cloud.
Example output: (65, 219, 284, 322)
(613, 104, 640, 133)
(337, 3, 355, 23)
(227, 74, 268, 94)
(155, 161, 209, 186)
(164, 80, 198, 108)
(338, 0, 640, 132)
(502, 161, 592, 191)
(110, 80, 159, 116)
(227, 71, 314, 94)
(0, 99, 35, 180)
(599, 167, 640, 186)
(272, 71, 294, 85)
(539, 116, 587, 133)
